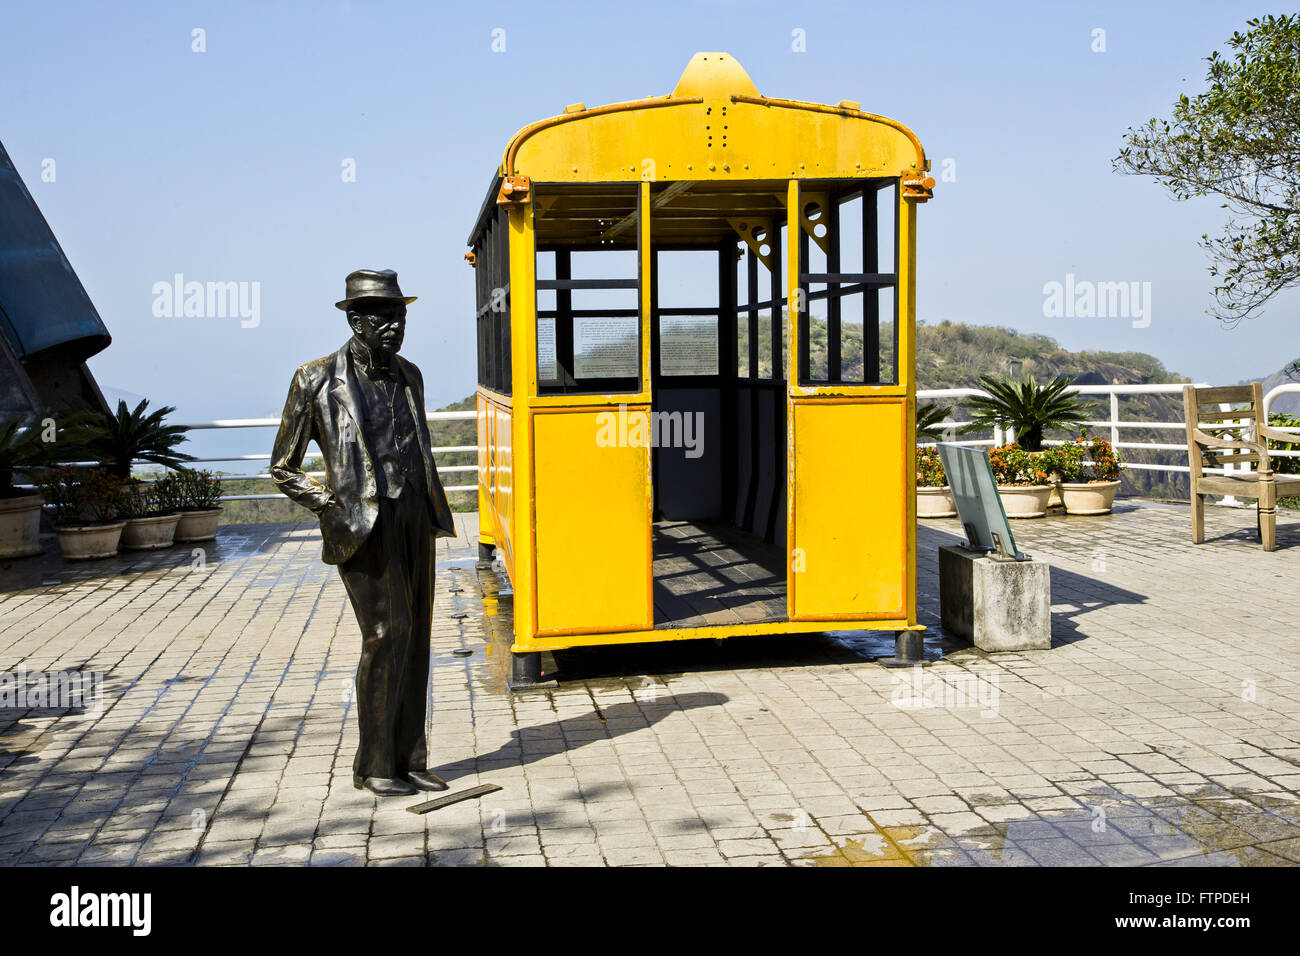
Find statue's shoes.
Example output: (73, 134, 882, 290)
(354, 775, 418, 796)
(404, 770, 450, 792)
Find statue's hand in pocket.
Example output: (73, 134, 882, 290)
(317, 495, 348, 540)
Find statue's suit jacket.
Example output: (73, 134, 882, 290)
(271, 342, 456, 565)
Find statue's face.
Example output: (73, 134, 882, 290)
(348, 301, 407, 357)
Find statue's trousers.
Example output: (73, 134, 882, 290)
(337, 476, 434, 782)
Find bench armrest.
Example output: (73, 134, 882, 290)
(1190, 429, 1272, 471)
(1259, 423, 1300, 446)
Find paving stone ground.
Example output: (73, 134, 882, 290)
(1, 502, 1299, 867)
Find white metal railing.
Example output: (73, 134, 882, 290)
(38, 382, 1300, 505)
(917, 384, 1211, 463)
(173, 410, 479, 502)
(919, 382, 1300, 479)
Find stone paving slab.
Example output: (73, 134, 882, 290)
(0, 502, 1298, 866)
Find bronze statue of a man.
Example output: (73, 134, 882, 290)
(271, 269, 457, 797)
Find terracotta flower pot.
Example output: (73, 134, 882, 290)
(0, 493, 44, 559)
(995, 484, 1053, 519)
(1061, 479, 1121, 516)
(55, 520, 127, 560)
(175, 507, 222, 542)
(121, 512, 182, 550)
(917, 486, 956, 518)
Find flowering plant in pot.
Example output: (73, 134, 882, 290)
(39, 467, 129, 559)
(915, 402, 956, 518)
(119, 479, 182, 550)
(915, 447, 956, 518)
(1055, 434, 1123, 515)
(173, 469, 224, 542)
(986, 443, 1053, 518)
(961, 374, 1094, 511)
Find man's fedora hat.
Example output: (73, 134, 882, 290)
(335, 269, 418, 311)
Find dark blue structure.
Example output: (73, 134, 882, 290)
(0, 138, 111, 416)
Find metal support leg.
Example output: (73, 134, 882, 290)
(878, 630, 931, 668)
(509, 651, 542, 688)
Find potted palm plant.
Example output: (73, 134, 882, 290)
(119, 476, 182, 549)
(962, 373, 1095, 514)
(1057, 434, 1123, 515)
(39, 466, 128, 559)
(962, 373, 1096, 452)
(915, 402, 955, 517)
(68, 399, 195, 506)
(173, 468, 224, 542)
(0, 415, 53, 559)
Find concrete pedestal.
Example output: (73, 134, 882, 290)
(939, 545, 1051, 651)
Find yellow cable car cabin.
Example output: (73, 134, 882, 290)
(466, 52, 934, 683)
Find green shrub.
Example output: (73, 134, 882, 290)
(39, 467, 127, 526)
(1270, 413, 1300, 508)
(175, 469, 223, 510)
(151, 473, 186, 513)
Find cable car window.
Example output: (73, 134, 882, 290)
(535, 247, 641, 395)
(474, 203, 512, 395)
(796, 180, 898, 387)
(657, 251, 719, 377)
(525, 183, 644, 395)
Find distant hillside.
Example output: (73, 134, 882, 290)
(746, 317, 1193, 498)
(216, 321, 1234, 523)
(443, 321, 1198, 505)
(914, 324, 1290, 503)
(913, 321, 1191, 499)
(443, 321, 1194, 504)
(915, 320, 1182, 390)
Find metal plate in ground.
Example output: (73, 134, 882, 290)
(406, 783, 504, 815)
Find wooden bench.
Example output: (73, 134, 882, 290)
(1183, 382, 1300, 551)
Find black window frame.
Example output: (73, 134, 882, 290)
(533, 186, 644, 396)
(795, 179, 900, 387)
(474, 203, 513, 396)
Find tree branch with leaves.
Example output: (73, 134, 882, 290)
(1114, 14, 1300, 327)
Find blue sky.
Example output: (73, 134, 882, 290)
(2, 0, 1296, 462)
